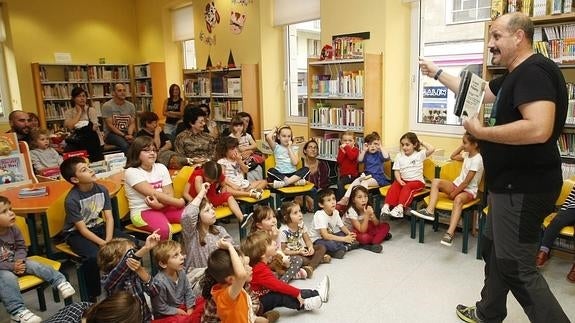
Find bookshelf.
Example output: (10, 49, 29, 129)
(307, 53, 383, 161)
(31, 63, 133, 132)
(483, 13, 575, 178)
(182, 64, 260, 138)
(133, 62, 167, 116)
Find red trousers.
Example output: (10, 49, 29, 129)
(384, 180, 425, 208)
(354, 221, 390, 245)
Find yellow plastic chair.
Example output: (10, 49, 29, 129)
(15, 216, 69, 310)
(44, 192, 90, 301)
(541, 179, 575, 255)
(264, 155, 317, 212)
(420, 160, 484, 254)
(379, 158, 437, 239)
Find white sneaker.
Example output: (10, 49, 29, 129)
(389, 205, 404, 218)
(380, 204, 391, 217)
(11, 309, 42, 323)
(57, 281, 76, 299)
(295, 179, 307, 186)
(303, 295, 323, 310)
(316, 275, 330, 302)
(272, 180, 286, 189)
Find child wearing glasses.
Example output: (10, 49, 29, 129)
(124, 136, 186, 240)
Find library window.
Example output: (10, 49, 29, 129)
(409, 0, 486, 134)
(448, 0, 491, 24)
(285, 20, 320, 123)
(0, 16, 10, 120)
(182, 39, 196, 70)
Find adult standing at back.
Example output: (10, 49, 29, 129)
(102, 83, 136, 154)
(162, 83, 185, 138)
(420, 12, 569, 323)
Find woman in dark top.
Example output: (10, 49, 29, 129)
(162, 84, 184, 137)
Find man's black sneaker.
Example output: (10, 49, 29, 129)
(456, 304, 482, 323)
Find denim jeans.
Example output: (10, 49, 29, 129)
(105, 133, 130, 154)
(0, 260, 66, 314)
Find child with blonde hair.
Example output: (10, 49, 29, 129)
(98, 231, 160, 322)
(279, 201, 330, 270)
(336, 131, 360, 199)
(151, 240, 195, 322)
(250, 206, 309, 281)
(382, 132, 435, 219)
(265, 125, 309, 188)
(343, 186, 391, 253)
(411, 132, 483, 246)
(0, 195, 75, 323)
(338, 131, 390, 206)
(183, 160, 245, 222)
(30, 128, 63, 176)
(201, 239, 278, 323)
(241, 231, 329, 313)
(216, 136, 268, 200)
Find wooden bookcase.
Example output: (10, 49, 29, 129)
(31, 63, 133, 132)
(307, 53, 383, 161)
(182, 64, 260, 138)
(482, 13, 575, 176)
(133, 62, 167, 116)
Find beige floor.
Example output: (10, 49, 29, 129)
(1, 215, 574, 323)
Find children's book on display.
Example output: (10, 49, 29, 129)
(18, 186, 48, 198)
(454, 70, 486, 119)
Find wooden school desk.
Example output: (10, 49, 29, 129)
(2, 179, 121, 255)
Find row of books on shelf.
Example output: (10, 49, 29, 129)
(134, 65, 151, 78)
(135, 79, 152, 96)
(89, 152, 127, 176)
(88, 65, 130, 82)
(311, 134, 365, 161)
(558, 132, 575, 156)
(43, 83, 83, 100)
(213, 100, 242, 121)
(45, 101, 103, 121)
(184, 77, 210, 97)
(40, 65, 89, 82)
(562, 162, 575, 179)
(552, 235, 575, 252)
(310, 104, 364, 131)
(494, 0, 575, 17)
(311, 71, 363, 97)
(92, 83, 131, 98)
(564, 98, 575, 123)
(532, 24, 575, 63)
(332, 36, 364, 60)
(184, 77, 242, 97)
(135, 97, 152, 113)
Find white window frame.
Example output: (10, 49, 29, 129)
(182, 39, 196, 70)
(284, 20, 320, 124)
(446, 0, 491, 25)
(409, 0, 487, 136)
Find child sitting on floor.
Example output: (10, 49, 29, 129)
(309, 189, 359, 259)
(241, 231, 329, 314)
(0, 196, 76, 323)
(98, 231, 160, 322)
(250, 206, 308, 281)
(343, 186, 391, 253)
(201, 239, 278, 323)
(279, 201, 330, 269)
(151, 240, 195, 322)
